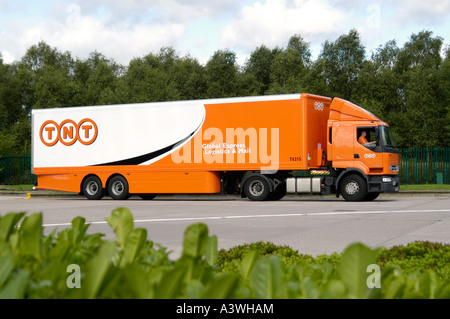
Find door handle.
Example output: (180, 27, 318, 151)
(354, 154, 360, 158)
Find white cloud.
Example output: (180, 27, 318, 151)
(0, 0, 248, 65)
(220, 0, 348, 51)
(75, 0, 243, 24)
(0, 4, 186, 65)
(1, 0, 449, 66)
(52, 18, 184, 64)
(395, 0, 450, 25)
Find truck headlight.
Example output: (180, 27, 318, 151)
(382, 177, 392, 183)
(390, 165, 399, 173)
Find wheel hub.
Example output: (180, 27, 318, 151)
(249, 180, 264, 196)
(86, 181, 98, 195)
(345, 181, 359, 195)
(111, 181, 124, 196)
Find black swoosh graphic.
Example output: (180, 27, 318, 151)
(94, 133, 193, 166)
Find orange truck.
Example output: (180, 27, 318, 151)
(31, 93, 400, 201)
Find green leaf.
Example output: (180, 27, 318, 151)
(436, 283, 450, 299)
(202, 273, 240, 299)
(155, 267, 186, 298)
(82, 241, 116, 299)
(121, 228, 147, 266)
(0, 255, 14, 287)
(300, 277, 320, 299)
(320, 280, 347, 299)
(337, 242, 380, 298)
(0, 269, 30, 299)
(250, 255, 283, 299)
(71, 216, 89, 244)
(0, 212, 25, 242)
(19, 212, 43, 260)
(105, 207, 134, 249)
(418, 271, 439, 299)
(123, 265, 154, 298)
(182, 223, 209, 259)
(205, 235, 218, 266)
(239, 250, 259, 280)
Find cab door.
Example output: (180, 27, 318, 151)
(354, 126, 384, 174)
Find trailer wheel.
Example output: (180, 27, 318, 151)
(244, 176, 270, 201)
(139, 194, 157, 200)
(108, 175, 130, 200)
(82, 176, 104, 200)
(340, 174, 367, 201)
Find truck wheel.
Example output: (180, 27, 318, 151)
(139, 194, 157, 200)
(244, 176, 270, 201)
(82, 176, 104, 200)
(268, 182, 287, 201)
(364, 192, 380, 201)
(108, 175, 130, 200)
(340, 174, 367, 201)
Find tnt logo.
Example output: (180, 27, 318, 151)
(40, 118, 98, 146)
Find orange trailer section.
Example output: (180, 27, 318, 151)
(34, 94, 331, 182)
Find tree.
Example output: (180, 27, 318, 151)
(121, 52, 179, 103)
(244, 45, 281, 95)
(72, 51, 125, 106)
(0, 54, 9, 130)
(389, 31, 448, 147)
(164, 51, 208, 100)
(396, 30, 443, 73)
(18, 41, 76, 110)
(171, 56, 208, 100)
(353, 41, 402, 120)
(0, 56, 31, 154)
(317, 29, 365, 100)
(205, 50, 239, 98)
(267, 35, 312, 94)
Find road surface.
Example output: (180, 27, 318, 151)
(1, 193, 450, 259)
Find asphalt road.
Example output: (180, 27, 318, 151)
(1, 192, 450, 259)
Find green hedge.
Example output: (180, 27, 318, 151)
(1, 208, 450, 299)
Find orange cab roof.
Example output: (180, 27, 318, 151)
(329, 97, 381, 122)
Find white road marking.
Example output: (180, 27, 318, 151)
(42, 209, 450, 227)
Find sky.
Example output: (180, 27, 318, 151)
(1, 0, 449, 67)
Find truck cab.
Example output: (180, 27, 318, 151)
(327, 98, 400, 200)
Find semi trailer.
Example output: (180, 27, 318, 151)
(31, 93, 400, 201)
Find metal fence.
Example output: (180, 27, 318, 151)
(0, 154, 36, 185)
(399, 147, 450, 185)
(0, 148, 449, 185)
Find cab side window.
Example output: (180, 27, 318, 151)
(357, 127, 377, 149)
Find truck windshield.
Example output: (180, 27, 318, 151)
(379, 126, 396, 148)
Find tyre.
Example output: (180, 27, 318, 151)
(82, 175, 104, 200)
(364, 192, 380, 201)
(108, 175, 129, 200)
(340, 174, 367, 201)
(139, 194, 157, 200)
(244, 176, 270, 201)
(268, 182, 287, 201)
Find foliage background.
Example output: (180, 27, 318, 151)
(1, 29, 449, 154)
(2, 208, 450, 299)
